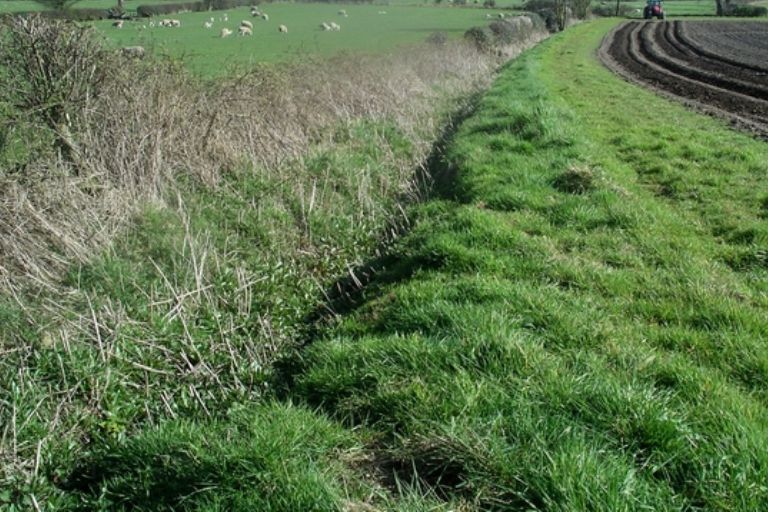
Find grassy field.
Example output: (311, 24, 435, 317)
(94, 4, 500, 74)
(3, 12, 768, 510)
(282, 18, 768, 509)
(0, 0, 174, 11)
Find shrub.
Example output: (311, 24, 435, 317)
(523, 0, 565, 31)
(0, 15, 113, 166)
(426, 31, 448, 46)
(136, 1, 204, 17)
(591, 3, 634, 16)
(571, 0, 591, 18)
(483, 0, 496, 6)
(464, 26, 492, 51)
(9, 8, 112, 20)
(725, 3, 767, 16)
(207, 0, 253, 9)
(489, 19, 537, 44)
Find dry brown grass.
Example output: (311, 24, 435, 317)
(0, 17, 545, 291)
(0, 16, 548, 498)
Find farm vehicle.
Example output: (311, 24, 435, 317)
(644, 0, 666, 19)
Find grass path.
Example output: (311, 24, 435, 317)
(288, 19, 768, 509)
(44, 19, 768, 510)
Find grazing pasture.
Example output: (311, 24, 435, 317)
(0, 0, 173, 11)
(95, 4, 497, 75)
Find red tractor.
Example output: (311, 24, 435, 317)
(644, 0, 666, 19)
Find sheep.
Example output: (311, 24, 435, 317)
(210, 16, 215, 22)
(169, 19, 181, 27)
(112, 20, 124, 28)
(278, 24, 288, 33)
(238, 25, 252, 36)
(121, 46, 145, 58)
(337, 9, 347, 16)
(240, 20, 253, 29)
(320, 22, 331, 31)
(250, 8, 261, 16)
(330, 21, 340, 31)
(148, 20, 155, 27)
(378, 10, 387, 14)
(222, 13, 229, 22)
(497, 12, 505, 18)
(220, 27, 233, 37)
(261, 13, 269, 21)
(204, 21, 213, 28)
(159, 19, 170, 27)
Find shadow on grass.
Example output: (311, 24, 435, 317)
(272, 92, 482, 395)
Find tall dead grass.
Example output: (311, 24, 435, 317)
(0, 16, 545, 292)
(0, 15, 548, 499)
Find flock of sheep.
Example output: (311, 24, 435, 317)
(112, 5, 365, 37)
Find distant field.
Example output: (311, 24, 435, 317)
(94, 4, 496, 75)
(0, 0, 171, 11)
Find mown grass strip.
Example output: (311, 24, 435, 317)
(291, 20, 768, 509)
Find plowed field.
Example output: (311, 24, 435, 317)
(600, 20, 768, 139)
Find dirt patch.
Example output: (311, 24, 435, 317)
(598, 20, 768, 140)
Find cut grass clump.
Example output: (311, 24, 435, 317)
(553, 165, 596, 194)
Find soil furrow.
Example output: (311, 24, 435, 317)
(599, 20, 768, 140)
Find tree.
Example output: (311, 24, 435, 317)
(31, 0, 80, 10)
(715, 0, 733, 15)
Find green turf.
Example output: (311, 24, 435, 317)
(288, 19, 768, 509)
(93, 4, 498, 75)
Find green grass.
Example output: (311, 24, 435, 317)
(94, 4, 498, 75)
(288, 19, 768, 509)
(6, 15, 768, 511)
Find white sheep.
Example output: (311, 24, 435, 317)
(169, 19, 181, 27)
(330, 21, 340, 31)
(112, 20, 124, 28)
(261, 13, 269, 21)
(320, 22, 331, 31)
(220, 27, 233, 37)
(250, 8, 261, 16)
(278, 24, 287, 33)
(222, 13, 229, 22)
(338, 9, 347, 16)
(204, 21, 213, 28)
(210, 16, 215, 22)
(497, 12, 505, 18)
(148, 20, 155, 27)
(238, 25, 252, 36)
(240, 20, 253, 29)
(378, 10, 387, 14)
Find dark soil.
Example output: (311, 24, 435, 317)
(599, 20, 768, 140)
